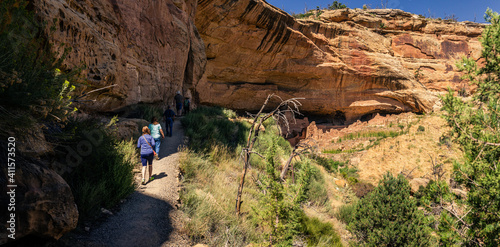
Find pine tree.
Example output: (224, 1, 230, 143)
(442, 8, 500, 245)
(348, 173, 432, 246)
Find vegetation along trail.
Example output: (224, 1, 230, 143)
(65, 119, 189, 247)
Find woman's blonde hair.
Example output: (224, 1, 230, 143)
(142, 126, 150, 134)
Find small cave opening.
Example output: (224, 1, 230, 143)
(332, 110, 346, 126)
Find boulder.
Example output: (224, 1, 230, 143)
(0, 159, 78, 245)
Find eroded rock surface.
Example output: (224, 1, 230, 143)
(195, 1, 483, 123)
(0, 159, 78, 245)
(35, 0, 206, 112)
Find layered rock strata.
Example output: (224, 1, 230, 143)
(195, 1, 483, 123)
(35, 0, 206, 112)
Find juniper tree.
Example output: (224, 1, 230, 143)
(252, 139, 312, 246)
(442, 8, 500, 245)
(348, 173, 432, 246)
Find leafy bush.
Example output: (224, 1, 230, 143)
(348, 173, 433, 246)
(417, 125, 425, 132)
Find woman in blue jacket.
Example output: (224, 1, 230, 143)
(137, 126, 155, 185)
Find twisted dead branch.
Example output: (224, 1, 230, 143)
(235, 94, 303, 215)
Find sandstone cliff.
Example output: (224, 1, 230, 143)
(35, 0, 206, 112)
(195, 1, 483, 123)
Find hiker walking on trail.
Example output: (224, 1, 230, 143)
(174, 91, 184, 116)
(137, 126, 155, 185)
(163, 105, 176, 137)
(184, 97, 191, 115)
(148, 117, 164, 160)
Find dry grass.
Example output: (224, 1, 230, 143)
(356, 113, 462, 184)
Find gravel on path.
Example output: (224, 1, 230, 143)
(59, 118, 190, 247)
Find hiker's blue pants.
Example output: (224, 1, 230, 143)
(140, 153, 154, 166)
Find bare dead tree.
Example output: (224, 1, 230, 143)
(235, 94, 303, 215)
(280, 139, 316, 182)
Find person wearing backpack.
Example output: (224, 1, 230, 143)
(184, 97, 191, 115)
(137, 126, 156, 185)
(148, 117, 165, 160)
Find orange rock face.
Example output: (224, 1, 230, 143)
(35, 0, 206, 112)
(195, 1, 483, 123)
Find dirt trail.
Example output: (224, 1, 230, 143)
(62, 119, 189, 247)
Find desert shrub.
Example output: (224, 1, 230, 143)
(137, 104, 163, 122)
(182, 107, 249, 153)
(328, 1, 347, 10)
(0, 0, 78, 138)
(251, 140, 312, 246)
(335, 203, 356, 224)
(223, 108, 238, 118)
(313, 155, 345, 172)
(348, 173, 432, 246)
(57, 119, 136, 220)
(181, 183, 256, 246)
(292, 12, 314, 19)
(298, 214, 342, 247)
(417, 125, 425, 132)
(303, 164, 328, 206)
(339, 165, 359, 184)
(415, 180, 465, 245)
(415, 180, 454, 206)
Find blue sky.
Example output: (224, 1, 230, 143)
(266, 0, 500, 23)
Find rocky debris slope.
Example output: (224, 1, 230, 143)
(195, 1, 483, 123)
(35, 0, 206, 112)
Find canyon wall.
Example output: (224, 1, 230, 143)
(35, 0, 206, 112)
(195, 0, 483, 123)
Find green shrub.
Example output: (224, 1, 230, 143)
(335, 203, 356, 224)
(292, 12, 314, 19)
(442, 9, 500, 245)
(138, 104, 163, 122)
(328, 1, 347, 10)
(417, 125, 425, 132)
(313, 155, 345, 173)
(304, 164, 328, 206)
(415, 180, 465, 245)
(180, 185, 255, 246)
(58, 119, 136, 220)
(0, 0, 78, 138)
(182, 107, 249, 153)
(348, 173, 433, 246)
(299, 215, 342, 247)
(251, 140, 312, 246)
